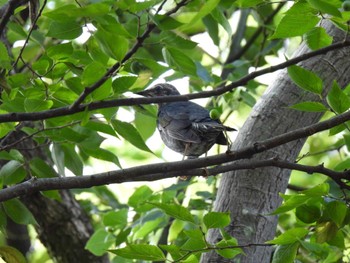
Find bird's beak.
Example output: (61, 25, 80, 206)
(135, 90, 149, 97)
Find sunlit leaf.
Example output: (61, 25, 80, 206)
(267, 228, 308, 245)
(287, 65, 323, 95)
(109, 244, 165, 261)
(111, 119, 153, 153)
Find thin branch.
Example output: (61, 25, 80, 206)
(174, 243, 272, 262)
(226, 2, 285, 64)
(1, 39, 349, 123)
(0, 0, 27, 34)
(2, 110, 350, 201)
(0, 121, 81, 151)
(11, 0, 47, 70)
(69, 0, 190, 109)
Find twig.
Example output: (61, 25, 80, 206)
(0, 121, 81, 151)
(0, 39, 349, 123)
(11, 0, 47, 70)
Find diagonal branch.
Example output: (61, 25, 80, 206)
(69, 0, 190, 110)
(1, 39, 349, 123)
(0, 0, 27, 34)
(1, 108, 350, 201)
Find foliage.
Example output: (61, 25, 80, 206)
(0, 0, 350, 262)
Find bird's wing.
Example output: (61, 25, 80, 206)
(158, 102, 204, 143)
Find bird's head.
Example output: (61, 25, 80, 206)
(136, 83, 180, 97)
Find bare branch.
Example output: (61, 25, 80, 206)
(1, 109, 350, 201)
(1, 39, 349, 124)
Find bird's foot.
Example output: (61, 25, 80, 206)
(201, 167, 209, 178)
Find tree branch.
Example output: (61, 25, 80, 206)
(1, 109, 350, 201)
(225, 2, 285, 64)
(11, 0, 47, 70)
(0, 0, 27, 34)
(69, 0, 190, 109)
(1, 39, 349, 123)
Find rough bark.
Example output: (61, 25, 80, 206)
(201, 20, 350, 262)
(21, 191, 109, 263)
(0, 128, 109, 263)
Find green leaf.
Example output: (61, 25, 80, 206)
(0, 160, 25, 185)
(85, 228, 115, 256)
(271, 195, 311, 214)
(128, 185, 153, 208)
(134, 217, 164, 239)
(271, 242, 299, 263)
(324, 201, 348, 227)
(216, 239, 242, 259)
(44, 3, 110, 20)
(301, 183, 329, 196)
(47, 43, 73, 60)
(61, 144, 83, 176)
(29, 157, 57, 178)
(24, 99, 53, 112)
(296, 204, 321, 224)
(307, 0, 342, 17)
(153, 15, 183, 30)
(95, 30, 128, 61)
(0, 123, 16, 139)
(271, 1, 320, 39)
(109, 244, 165, 261)
(315, 221, 338, 243)
(326, 81, 350, 113)
(267, 228, 308, 245)
(289, 101, 328, 112)
(234, 0, 264, 8)
(305, 27, 333, 50)
(80, 146, 121, 168)
(211, 7, 232, 36)
(112, 76, 138, 94)
(91, 78, 112, 101)
(188, 0, 220, 24)
(47, 21, 82, 40)
(240, 90, 256, 107)
(0, 246, 26, 263)
(203, 212, 231, 229)
(163, 47, 197, 76)
(343, 134, 350, 152)
(202, 15, 219, 46)
(103, 209, 128, 228)
(111, 119, 153, 153)
(181, 229, 207, 250)
(82, 61, 106, 86)
(3, 199, 37, 225)
(52, 143, 66, 176)
(0, 42, 11, 69)
(160, 31, 197, 49)
(150, 203, 195, 223)
(287, 65, 323, 95)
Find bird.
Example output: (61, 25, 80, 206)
(136, 83, 236, 159)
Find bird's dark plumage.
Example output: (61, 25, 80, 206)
(137, 84, 235, 158)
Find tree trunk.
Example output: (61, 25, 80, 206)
(201, 20, 350, 262)
(21, 191, 109, 263)
(0, 128, 109, 263)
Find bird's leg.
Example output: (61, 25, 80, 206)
(224, 128, 233, 154)
(182, 143, 190, 160)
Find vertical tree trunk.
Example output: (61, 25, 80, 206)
(0, 128, 109, 263)
(201, 20, 350, 262)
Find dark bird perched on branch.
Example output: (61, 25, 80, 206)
(137, 84, 236, 158)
